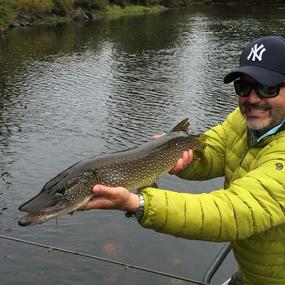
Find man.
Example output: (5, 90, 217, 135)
(82, 36, 285, 285)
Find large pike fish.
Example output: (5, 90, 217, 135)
(18, 119, 205, 226)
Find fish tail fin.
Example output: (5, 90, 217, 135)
(170, 118, 189, 133)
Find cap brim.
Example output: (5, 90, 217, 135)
(224, 66, 285, 86)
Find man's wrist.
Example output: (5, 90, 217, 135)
(125, 194, 144, 221)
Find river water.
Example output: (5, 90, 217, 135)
(0, 4, 285, 285)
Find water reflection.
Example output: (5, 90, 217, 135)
(1, 4, 285, 284)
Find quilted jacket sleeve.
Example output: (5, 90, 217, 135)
(140, 156, 285, 241)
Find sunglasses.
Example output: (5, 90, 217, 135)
(234, 79, 285, 98)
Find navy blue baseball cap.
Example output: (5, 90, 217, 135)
(224, 35, 285, 86)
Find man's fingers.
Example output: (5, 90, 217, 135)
(92, 184, 116, 197)
(169, 158, 183, 174)
(182, 151, 189, 166)
(169, 149, 193, 174)
(92, 184, 107, 193)
(183, 149, 193, 164)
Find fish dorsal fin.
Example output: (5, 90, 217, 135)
(170, 118, 189, 133)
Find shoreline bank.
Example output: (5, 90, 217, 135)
(1, 1, 285, 35)
(0, 4, 168, 35)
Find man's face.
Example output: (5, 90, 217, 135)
(238, 76, 285, 133)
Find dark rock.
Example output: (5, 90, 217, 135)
(85, 11, 96, 21)
(9, 21, 21, 28)
(17, 12, 35, 23)
(69, 9, 89, 22)
(0, 27, 8, 34)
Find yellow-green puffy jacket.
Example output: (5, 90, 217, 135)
(140, 108, 285, 285)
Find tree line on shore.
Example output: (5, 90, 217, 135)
(1, 0, 284, 32)
(0, 0, 185, 31)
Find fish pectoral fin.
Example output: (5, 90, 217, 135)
(193, 149, 205, 160)
(68, 210, 77, 216)
(136, 182, 158, 192)
(150, 182, 158, 188)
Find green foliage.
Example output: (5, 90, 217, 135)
(0, 0, 166, 30)
(74, 0, 109, 9)
(94, 0, 109, 9)
(13, 0, 54, 14)
(109, 0, 127, 8)
(104, 4, 164, 14)
(0, 0, 16, 28)
(52, 0, 74, 14)
(160, 0, 186, 7)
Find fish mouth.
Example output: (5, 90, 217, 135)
(18, 190, 69, 226)
(18, 195, 94, 226)
(18, 211, 63, 226)
(18, 203, 67, 226)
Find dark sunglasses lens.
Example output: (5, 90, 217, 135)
(234, 81, 251, 97)
(234, 80, 281, 98)
(257, 85, 280, 98)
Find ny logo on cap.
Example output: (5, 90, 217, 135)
(247, 44, 266, 62)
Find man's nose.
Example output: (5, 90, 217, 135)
(247, 88, 262, 103)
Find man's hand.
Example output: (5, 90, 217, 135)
(169, 149, 193, 174)
(81, 185, 140, 212)
(151, 134, 193, 175)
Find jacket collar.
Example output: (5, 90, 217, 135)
(249, 119, 285, 144)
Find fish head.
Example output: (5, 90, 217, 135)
(18, 169, 96, 226)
